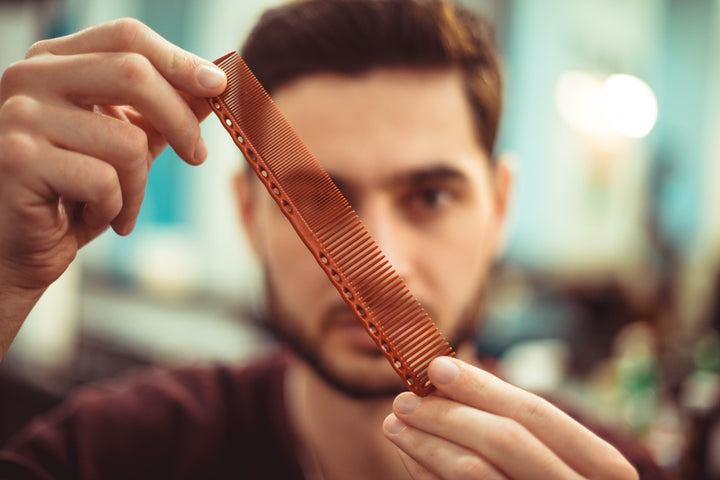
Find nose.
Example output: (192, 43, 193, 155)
(357, 198, 413, 282)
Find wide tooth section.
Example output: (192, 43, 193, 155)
(381, 309, 425, 334)
(397, 328, 438, 356)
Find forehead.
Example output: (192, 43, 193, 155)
(271, 67, 490, 184)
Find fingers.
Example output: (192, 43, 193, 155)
(1, 95, 149, 235)
(385, 393, 579, 479)
(0, 18, 222, 295)
(385, 413, 509, 480)
(426, 357, 638, 479)
(3, 52, 205, 165)
(3, 18, 227, 166)
(25, 18, 226, 98)
(382, 357, 638, 479)
(1, 131, 123, 230)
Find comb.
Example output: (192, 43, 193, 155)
(207, 52, 454, 396)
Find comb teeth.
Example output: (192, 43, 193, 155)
(208, 52, 455, 396)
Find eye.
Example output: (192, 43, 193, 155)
(403, 186, 456, 221)
(415, 188, 452, 209)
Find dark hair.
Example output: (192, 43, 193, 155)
(241, 0, 503, 156)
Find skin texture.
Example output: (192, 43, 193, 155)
(0, 19, 638, 480)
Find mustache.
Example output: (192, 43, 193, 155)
(319, 297, 440, 332)
(319, 302, 357, 330)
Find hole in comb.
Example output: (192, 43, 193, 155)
(224, 117, 232, 126)
(213, 102, 220, 110)
(356, 306, 366, 318)
(381, 342, 390, 352)
(368, 323, 377, 335)
(237, 134, 244, 144)
(394, 358, 402, 369)
(248, 150, 256, 161)
(344, 288, 353, 300)
(406, 377, 414, 386)
(283, 201, 292, 213)
(259, 168, 268, 178)
(332, 271, 340, 282)
(319, 253, 328, 264)
(271, 184, 280, 195)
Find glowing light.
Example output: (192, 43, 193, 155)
(602, 74, 658, 138)
(555, 71, 606, 134)
(555, 71, 658, 139)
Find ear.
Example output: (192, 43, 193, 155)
(233, 169, 262, 256)
(490, 152, 516, 255)
(492, 153, 514, 220)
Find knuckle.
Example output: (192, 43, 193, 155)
(489, 417, 526, 452)
(0, 95, 40, 127)
(454, 456, 492, 480)
(515, 394, 549, 426)
(124, 126, 149, 162)
(0, 61, 29, 98)
(91, 165, 123, 219)
(167, 49, 198, 78)
(109, 17, 147, 50)
(92, 162, 121, 199)
(0, 131, 37, 176)
(25, 39, 51, 58)
(116, 52, 154, 83)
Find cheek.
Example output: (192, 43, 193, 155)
(257, 203, 330, 313)
(422, 205, 499, 314)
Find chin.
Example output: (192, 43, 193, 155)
(313, 347, 408, 399)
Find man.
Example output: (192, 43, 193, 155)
(0, 0, 660, 478)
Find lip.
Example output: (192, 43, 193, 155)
(328, 314, 379, 349)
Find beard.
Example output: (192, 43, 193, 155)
(247, 273, 486, 400)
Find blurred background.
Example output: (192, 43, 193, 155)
(1, 0, 718, 477)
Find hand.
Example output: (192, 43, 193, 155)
(0, 18, 227, 355)
(383, 357, 638, 479)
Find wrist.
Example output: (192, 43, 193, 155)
(0, 281, 47, 361)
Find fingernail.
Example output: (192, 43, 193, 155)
(194, 137, 208, 163)
(395, 393, 421, 414)
(384, 414, 406, 435)
(196, 64, 226, 90)
(431, 356, 460, 384)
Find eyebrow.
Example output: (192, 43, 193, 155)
(277, 163, 471, 205)
(329, 164, 470, 194)
(387, 164, 469, 188)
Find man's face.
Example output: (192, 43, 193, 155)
(238, 67, 511, 397)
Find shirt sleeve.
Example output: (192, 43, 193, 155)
(0, 367, 231, 480)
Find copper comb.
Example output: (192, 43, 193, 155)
(207, 52, 454, 396)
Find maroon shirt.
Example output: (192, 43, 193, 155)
(0, 352, 670, 479)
